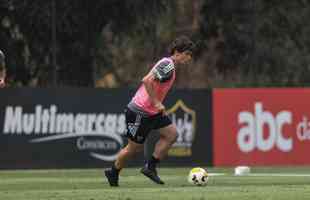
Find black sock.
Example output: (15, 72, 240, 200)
(111, 165, 121, 175)
(146, 156, 160, 170)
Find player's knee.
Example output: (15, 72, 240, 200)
(121, 147, 130, 156)
(166, 128, 177, 144)
(170, 130, 178, 144)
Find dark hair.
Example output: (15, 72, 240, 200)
(168, 36, 195, 55)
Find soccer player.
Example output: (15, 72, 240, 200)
(104, 36, 195, 186)
(0, 50, 6, 88)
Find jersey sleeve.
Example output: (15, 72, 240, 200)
(152, 60, 174, 83)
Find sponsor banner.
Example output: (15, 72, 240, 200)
(161, 90, 212, 166)
(213, 88, 310, 166)
(0, 88, 133, 169)
(0, 88, 212, 169)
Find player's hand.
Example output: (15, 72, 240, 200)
(155, 102, 166, 114)
(0, 78, 5, 88)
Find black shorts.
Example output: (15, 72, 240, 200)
(125, 107, 172, 144)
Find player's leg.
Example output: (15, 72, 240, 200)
(153, 124, 177, 159)
(105, 139, 143, 186)
(115, 139, 144, 170)
(105, 108, 150, 187)
(141, 116, 177, 184)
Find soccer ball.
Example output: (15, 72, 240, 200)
(188, 167, 209, 186)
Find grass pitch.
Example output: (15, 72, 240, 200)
(0, 167, 310, 200)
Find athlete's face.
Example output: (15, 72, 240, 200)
(175, 51, 192, 65)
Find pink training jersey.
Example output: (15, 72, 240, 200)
(131, 57, 175, 115)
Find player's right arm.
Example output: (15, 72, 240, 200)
(142, 71, 165, 113)
(142, 60, 174, 113)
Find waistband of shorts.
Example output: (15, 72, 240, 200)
(127, 102, 162, 118)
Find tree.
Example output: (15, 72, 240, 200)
(1, 0, 171, 86)
(199, 0, 310, 87)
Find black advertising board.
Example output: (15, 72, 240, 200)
(0, 88, 212, 169)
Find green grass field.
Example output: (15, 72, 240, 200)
(1, 167, 310, 200)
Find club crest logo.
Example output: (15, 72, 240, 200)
(166, 100, 196, 157)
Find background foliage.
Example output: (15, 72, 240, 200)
(1, 0, 310, 88)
